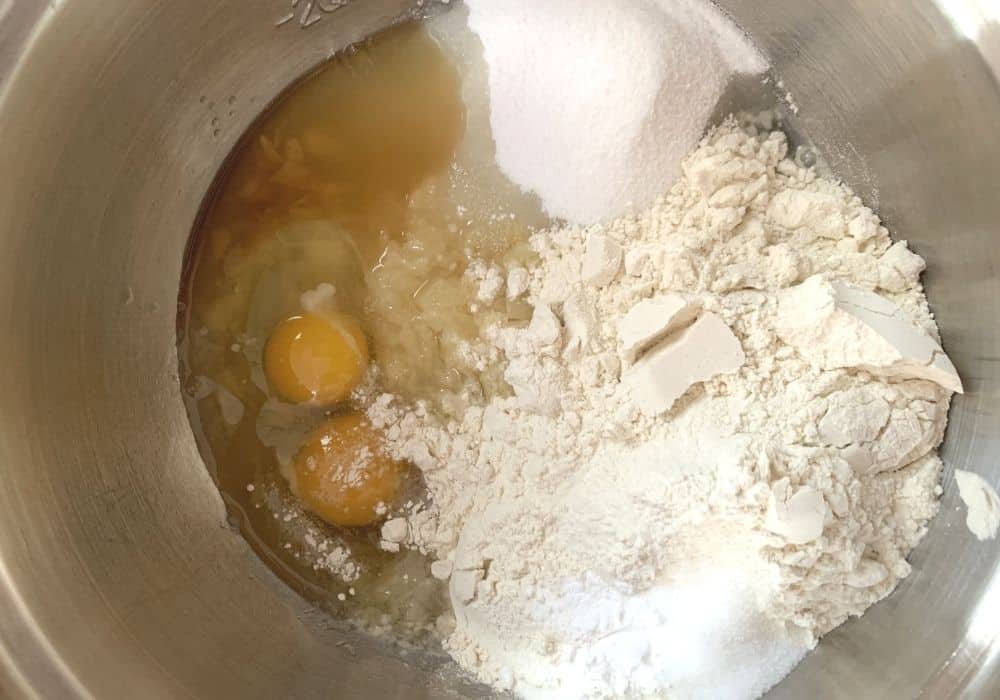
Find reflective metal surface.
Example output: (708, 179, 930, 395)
(0, 1, 997, 697)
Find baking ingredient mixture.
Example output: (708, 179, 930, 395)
(178, 2, 977, 699)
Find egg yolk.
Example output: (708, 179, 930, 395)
(263, 312, 368, 405)
(292, 413, 406, 527)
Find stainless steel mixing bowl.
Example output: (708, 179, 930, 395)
(0, 1, 998, 697)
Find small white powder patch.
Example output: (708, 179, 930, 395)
(300, 282, 337, 314)
(954, 470, 1000, 541)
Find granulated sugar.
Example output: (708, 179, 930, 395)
(465, 0, 766, 224)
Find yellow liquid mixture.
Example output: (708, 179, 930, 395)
(178, 18, 548, 645)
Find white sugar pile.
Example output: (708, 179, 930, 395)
(465, 0, 766, 224)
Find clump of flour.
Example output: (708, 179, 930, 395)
(367, 120, 959, 699)
(954, 470, 1000, 541)
(464, 0, 766, 224)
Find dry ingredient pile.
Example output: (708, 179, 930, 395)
(367, 120, 963, 699)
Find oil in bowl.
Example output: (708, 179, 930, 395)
(177, 18, 548, 647)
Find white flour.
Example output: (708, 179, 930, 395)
(464, 0, 765, 224)
(954, 470, 1000, 541)
(367, 121, 960, 699)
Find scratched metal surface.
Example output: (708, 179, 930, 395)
(0, 1, 997, 698)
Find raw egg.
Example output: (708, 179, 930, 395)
(263, 312, 368, 405)
(292, 413, 406, 527)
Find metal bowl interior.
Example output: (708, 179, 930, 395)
(0, 1, 997, 698)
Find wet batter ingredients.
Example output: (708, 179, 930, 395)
(178, 19, 547, 643)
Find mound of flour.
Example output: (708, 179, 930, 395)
(367, 121, 959, 699)
(464, 0, 766, 224)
